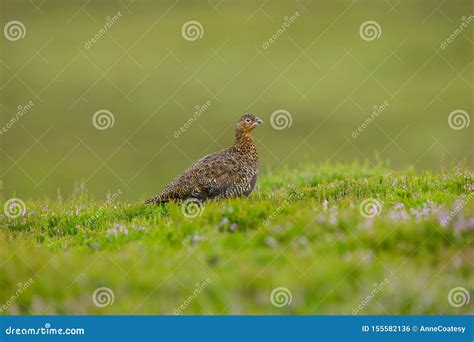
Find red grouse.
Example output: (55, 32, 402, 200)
(144, 114, 263, 204)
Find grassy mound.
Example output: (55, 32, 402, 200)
(0, 163, 472, 314)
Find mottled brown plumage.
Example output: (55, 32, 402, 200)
(144, 114, 263, 204)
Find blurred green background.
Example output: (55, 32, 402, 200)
(0, 0, 472, 201)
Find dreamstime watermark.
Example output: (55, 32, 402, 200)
(352, 278, 389, 314)
(0, 278, 34, 313)
(359, 21, 381, 41)
(440, 16, 474, 49)
(262, 11, 300, 50)
(263, 192, 302, 227)
(84, 11, 122, 49)
(448, 287, 470, 307)
(5, 323, 85, 336)
(270, 287, 292, 308)
(3, 197, 26, 219)
(92, 287, 115, 307)
(92, 109, 115, 130)
(4, 20, 26, 41)
(440, 192, 473, 227)
(174, 278, 212, 314)
(174, 100, 212, 138)
(181, 20, 204, 41)
(0, 100, 34, 136)
(270, 109, 292, 130)
(359, 198, 382, 218)
(352, 100, 389, 138)
(86, 189, 122, 225)
(181, 198, 204, 219)
(448, 109, 470, 130)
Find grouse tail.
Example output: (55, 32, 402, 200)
(144, 195, 163, 204)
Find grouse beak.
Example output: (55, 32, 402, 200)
(255, 118, 263, 125)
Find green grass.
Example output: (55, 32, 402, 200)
(0, 163, 473, 315)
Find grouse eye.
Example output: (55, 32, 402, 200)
(244, 118, 252, 123)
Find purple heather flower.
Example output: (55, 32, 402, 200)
(264, 236, 278, 248)
(437, 211, 449, 227)
(422, 205, 430, 216)
(394, 203, 404, 210)
(322, 200, 329, 211)
(118, 225, 128, 235)
(107, 223, 128, 237)
(410, 208, 422, 221)
(363, 218, 374, 229)
(453, 215, 474, 234)
(316, 214, 326, 224)
(190, 233, 202, 245)
(298, 236, 308, 246)
(219, 217, 229, 227)
(132, 225, 146, 232)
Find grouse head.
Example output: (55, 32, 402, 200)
(235, 113, 263, 139)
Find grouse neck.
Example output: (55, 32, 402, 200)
(234, 131, 255, 148)
(235, 132, 253, 145)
